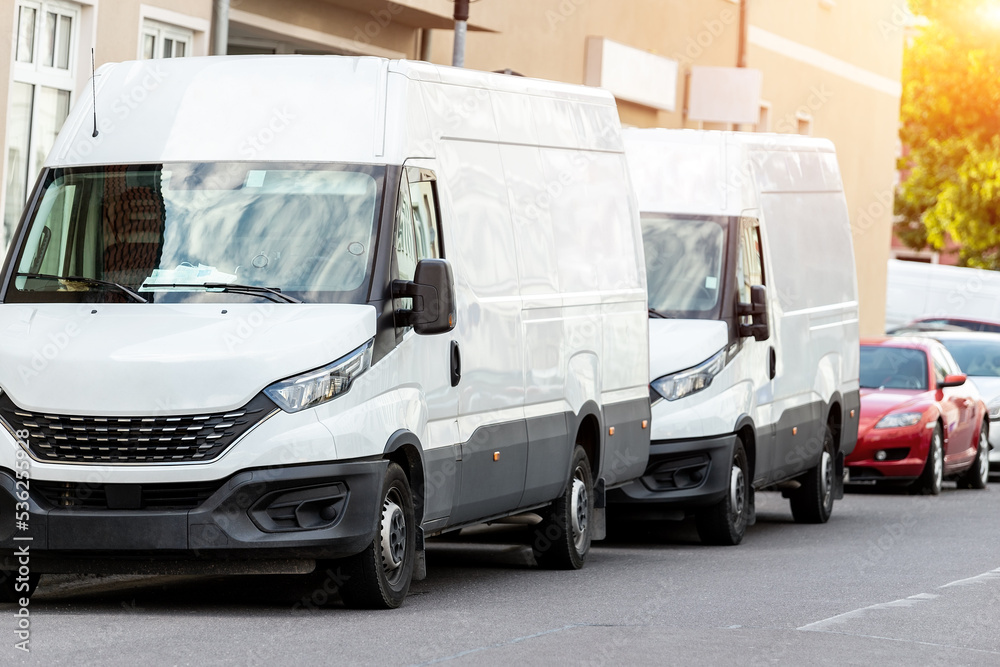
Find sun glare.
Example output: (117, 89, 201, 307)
(980, 3, 1000, 24)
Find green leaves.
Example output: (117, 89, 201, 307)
(896, 1, 1000, 266)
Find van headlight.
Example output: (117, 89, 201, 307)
(650, 349, 726, 402)
(264, 340, 373, 413)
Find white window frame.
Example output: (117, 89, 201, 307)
(2, 0, 96, 251)
(5, 1, 80, 230)
(12, 0, 81, 91)
(137, 6, 210, 60)
(140, 19, 193, 59)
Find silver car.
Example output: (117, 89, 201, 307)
(908, 331, 1000, 471)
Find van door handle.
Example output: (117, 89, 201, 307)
(450, 341, 461, 387)
(768, 347, 776, 380)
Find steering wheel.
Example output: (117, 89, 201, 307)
(884, 374, 922, 390)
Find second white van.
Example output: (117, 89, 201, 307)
(609, 129, 860, 545)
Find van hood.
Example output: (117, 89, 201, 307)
(649, 319, 729, 379)
(0, 303, 376, 415)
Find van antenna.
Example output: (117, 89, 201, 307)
(91, 48, 99, 138)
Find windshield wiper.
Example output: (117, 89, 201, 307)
(140, 282, 301, 304)
(648, 308, 668, 319)
(19, 273, 148, 303)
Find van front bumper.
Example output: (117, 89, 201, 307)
(607, 434, 736, 509)
(0, 459, 385, 569)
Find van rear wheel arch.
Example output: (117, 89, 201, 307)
(573, 403, 603, 479)
(826, 395, 844, 454)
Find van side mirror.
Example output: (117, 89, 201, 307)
(938, 373, 967, 389)
(738, 285, 770, 342)
(392, 259, 457, 335)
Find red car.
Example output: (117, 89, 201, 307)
(847, 337, 990, 494)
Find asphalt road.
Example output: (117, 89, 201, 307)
(6, 478, 1000, 666)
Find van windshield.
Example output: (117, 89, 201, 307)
(3, 163, 384, 304)
(642, 214, 727, 319)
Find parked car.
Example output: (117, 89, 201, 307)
(608, 128, 860, 545)
(0, 56, 652, 608)
(847, 337, 989, 494)
(904, 331, 1000, 472)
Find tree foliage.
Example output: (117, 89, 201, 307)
(896, 1, 1000, 267)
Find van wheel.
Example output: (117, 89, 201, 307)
(532, 446, 594, 570)
(338, 463, 415, 609)
(0, 570, 39, 603)
(790, 427, 835, 524)
(958, 422, 990, 490)
(695, 439, 749, 545)
(913, 425, 944, 496)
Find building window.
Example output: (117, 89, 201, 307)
(141, 19, 193, 59)
(4, 0, 80, 246)
(797, 113, 813, 136)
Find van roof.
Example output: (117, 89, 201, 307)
(47, 55, 619, 168)
(623, 127, 842, 216)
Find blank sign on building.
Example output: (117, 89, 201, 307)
(584, 37, 679, 112)
(687, 66, 763, 124)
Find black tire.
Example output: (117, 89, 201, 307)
(338, 463, 415, 609)
(0, 570, 39, 604)
(958, 422, 990, 490)
(790, 427, 836, 524)
(532, 446, 594, 570)
(695, 439, 750, 545)
(914, 424, 944, 496)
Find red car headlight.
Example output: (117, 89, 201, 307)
(874, 411, 923, 429)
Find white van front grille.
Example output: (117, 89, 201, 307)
(0, 394, 276, 464)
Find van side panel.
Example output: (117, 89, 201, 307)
(535, 144, 648, 487)
(756, 177, 859, 480)
(431, 133, 529, 524)
(498, 141, 575, 506)
(418, 77, 649, 522)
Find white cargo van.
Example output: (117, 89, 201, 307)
(0, 56, 650, 608)
(609, 129, 860, 545)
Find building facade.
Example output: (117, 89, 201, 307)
(0, 0, 903, 333)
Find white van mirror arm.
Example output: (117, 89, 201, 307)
(737, 284, 770, 342)
(391, 259, 457, 335)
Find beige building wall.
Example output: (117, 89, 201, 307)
(747, 1, 904, 334)
(94, 1, 212, 65)
(427, 0, 903, 334)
